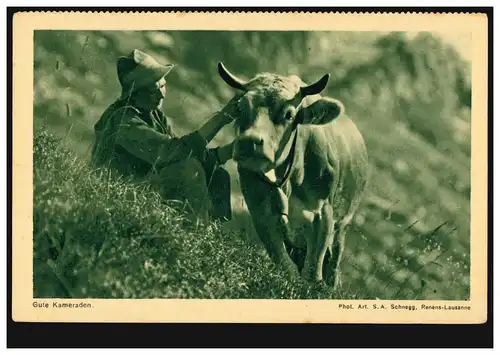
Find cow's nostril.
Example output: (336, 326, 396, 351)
(237, 135, 266, 157)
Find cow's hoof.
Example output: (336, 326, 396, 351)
(285, 266, 300, 280)
(300, 267, 313, 281)
(332, 278, 343, 292)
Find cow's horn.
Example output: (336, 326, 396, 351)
(218, 62, 247, 91)
(300, 74, 330, 97)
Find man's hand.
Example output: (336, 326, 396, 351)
(218, 94, 242, 125)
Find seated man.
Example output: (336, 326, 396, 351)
(91, 49, 238, 223)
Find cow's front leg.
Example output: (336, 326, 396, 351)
(239, 169, 299, 278)
(258, 214, 300, 278)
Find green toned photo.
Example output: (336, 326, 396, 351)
(33, 30, 471, 300)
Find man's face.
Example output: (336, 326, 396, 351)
(132, 77, 167, 110)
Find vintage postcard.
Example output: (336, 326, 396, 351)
(12, 10, 489, 324)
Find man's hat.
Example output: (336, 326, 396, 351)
(117, 49, 174, 98)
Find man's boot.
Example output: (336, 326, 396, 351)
(201, 149, 232, 222)
(206, 166, 232, 222)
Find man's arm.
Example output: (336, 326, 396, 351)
(212, 142, 234, 164)
(196, 94, 241, 144)
(114, 95, 240, 168)
(193, 95, 241, 166)
(114, 107, 207, 167)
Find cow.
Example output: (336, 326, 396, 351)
(217, 62, 369, 289)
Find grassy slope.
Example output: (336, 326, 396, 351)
(34, 31, 471, 300)
(34, 128, 344, 299)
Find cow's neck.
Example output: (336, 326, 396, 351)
(263, 126, 299, 188)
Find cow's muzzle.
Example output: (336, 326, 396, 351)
(233, 135, 272, 170)
(234, 135, 264, 158)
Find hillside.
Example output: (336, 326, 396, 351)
(33, 31, 471, 300)
(35, 128, 348, 299)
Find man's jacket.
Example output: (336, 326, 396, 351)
(91, 99, 208, 178)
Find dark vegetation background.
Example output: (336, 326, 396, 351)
(34, 30, 471, 300)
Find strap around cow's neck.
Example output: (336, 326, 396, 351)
(247, 128, 298, 189)
(274, 128, 299, 188)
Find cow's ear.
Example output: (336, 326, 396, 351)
(295, 97, 345, 125)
